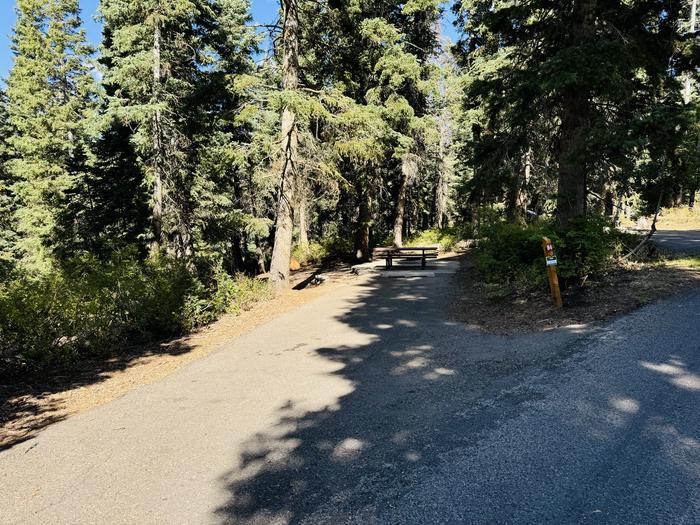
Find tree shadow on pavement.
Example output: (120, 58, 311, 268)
(214, 264, 700, 523)
(214, 264, 583, 524)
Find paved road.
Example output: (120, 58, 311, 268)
(654, 230, 700, 255)
(1, 258, 699, 524)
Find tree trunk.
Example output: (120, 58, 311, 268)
(506, 148, 531, 223)
(557, 0, 595, 230)
(529, 193, 540, 220)
(604, 190, 615, 217)
(227, 235, 245, 274)
(673, 185, 684, 207)
(614, 194, 624, 225)
(435, 178, 447, 230)
(297, 189, 309, 249)
(393, 154, 417, 247)
(150, 15, 164, 255)
(505, 179, 520, 223)
(557, 88, 589, 228)
(355, 182, 371, 261)
(435, 107, 450, 229)
(256, 246, 267, 275)
(435, 168, 447, 230)
(684, 0, 697, 103)
(175, 207, 193, 260)
(518, 148, 532, 218)
(690, 189, 697, 209)
(269, 0, 299, 291)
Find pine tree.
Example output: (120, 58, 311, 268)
(454, 0, 693, 229)
(269, 0, 301, 289)
(100, 0, 257, 262)
(291, 0, 446, 253)
(354, 3, 442, 246)
(54, 121, 149, 259)
(4, 0, 98, 271)
(0, 90, 15, 272)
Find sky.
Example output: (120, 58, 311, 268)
(0, 0, 458, 81)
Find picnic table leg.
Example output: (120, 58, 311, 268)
(422, 255, 426, 269)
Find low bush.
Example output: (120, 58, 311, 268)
(182, 268, 272, 331)
(0, 249, 270, 372)
(476, 222, 546, 291)
(553, 217, 628, 280)
(292, 233, 356, 267)
(292, 242, 329, 267)
(476, 217, 631, 294)
(407, 225, 474, 252)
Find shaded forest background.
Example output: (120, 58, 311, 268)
(1, 0, 700, 371)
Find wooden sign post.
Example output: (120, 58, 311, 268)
(542, 237, 563, 308)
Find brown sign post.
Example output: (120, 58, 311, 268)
(542, 237, 563, 308)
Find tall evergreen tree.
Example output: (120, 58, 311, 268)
(54, 121, 149, 259)
(4, 0, 98, 270)
(290, 0, 446, 255)
(454, 0, 696, 229)
(269, 0, 301, 289)
(0, 90, 15, 272)
(100, 0, 257, 262)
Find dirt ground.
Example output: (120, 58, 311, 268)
(450, 255, 700, 335)
(0, 265, 359, 450)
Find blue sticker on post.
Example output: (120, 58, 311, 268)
(546, 256, 558, 266)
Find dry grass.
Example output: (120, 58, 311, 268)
(656, 208, 700, 230)
(664, 255, 700, 269)
(624, 207, 700, 231)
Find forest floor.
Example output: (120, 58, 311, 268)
(450, 254, 700, 335)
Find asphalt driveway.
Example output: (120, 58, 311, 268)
(654, 230, 700, 255)
(1, 256, 699, 524)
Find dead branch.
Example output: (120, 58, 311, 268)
(623, 189, 665, 260)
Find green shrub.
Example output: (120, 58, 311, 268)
(292, 242, 329, 267)
(291, 233, 356, 266)
(322, 234, 354, 259)
(407, 225, 474, 252)
(552, 217, 624, 280)
(476, 222, 546, 290)
(0, 249, 271, 371)
(182, 269, 271, 330)
(475, 217, 627, 293)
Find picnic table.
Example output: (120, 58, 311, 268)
(372, 246, 439, 270)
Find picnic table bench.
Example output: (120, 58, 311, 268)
(372, 246, 439, 270)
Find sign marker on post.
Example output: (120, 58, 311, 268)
(542, 237, 563, 308)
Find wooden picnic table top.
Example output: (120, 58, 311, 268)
(373, 246, 438, 252)
(371, 245, 438, 269)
